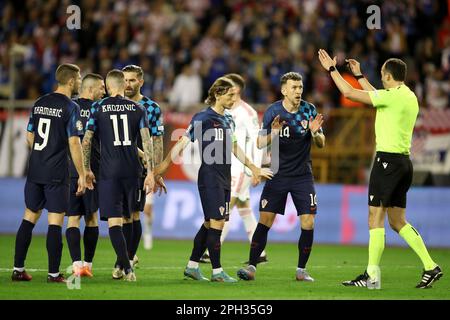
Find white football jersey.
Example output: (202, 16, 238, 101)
(229, 100, 262, 176)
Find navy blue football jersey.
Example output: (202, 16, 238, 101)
(69, 98, 101, 178)
(26, 92, 83, 184)
(86, 95, 149, 180)
(185, 107, 235, 189)
(260, 99, 323, 177)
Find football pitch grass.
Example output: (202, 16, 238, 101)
(0, 235, 448, 300)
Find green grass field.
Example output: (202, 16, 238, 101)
(0, 235, 448, 300)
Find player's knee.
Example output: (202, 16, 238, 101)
(132, 211, 140, 221)
(48, 213, 64, 226)
(300, 214, 315, 230)
(24, 208, 41, 224)
(259, 212, 275, 228)
(67, 215, 81, 228)
(210, 219, 225, 230)
(123, 217, 133, 224)
(108, 218, 122, 228)
(85, 213, 98, 227)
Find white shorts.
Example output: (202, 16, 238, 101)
(231, 171, 252, 202)
(145, 192, 153, 205)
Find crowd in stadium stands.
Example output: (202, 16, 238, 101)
(1, 0, 449, 112)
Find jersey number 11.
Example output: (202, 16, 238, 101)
(110, 114, 131, 146)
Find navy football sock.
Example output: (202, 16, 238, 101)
(66, 227, 81, 263)
(109, 226, 131, 273)
(130, 220, 142, 258)
(122, 222, 133, 260)
(298, 229, 314, 268)
(206, 228, 222, 269)
(190, 224, 209, 262)
(249, 223, 270, 267)
(47, 225, 63, 274)
(14, 220, 35, 268)
(83, 226, 99, 263)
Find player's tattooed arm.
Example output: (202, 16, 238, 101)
(232, 141, 274, 182)
(153, 135, 164, 166)
(70, 135, 90, 194)
(154, 135, 190, 176)
(140, 128, 154, 172)
(26, 132, 34, 149)
(82, 130, 94, 172)
(141, 127, 156, 194)
(81, 130, 95, 190)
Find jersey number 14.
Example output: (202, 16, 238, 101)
(110, 114, 131, 146)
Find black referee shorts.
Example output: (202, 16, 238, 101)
(368, 151, 413, 208)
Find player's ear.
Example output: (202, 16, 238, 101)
(281, 85, 287, 96)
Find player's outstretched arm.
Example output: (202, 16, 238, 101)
(309, 114, 326, 148)
(154, 135, 190, 177)
(318, 49, 372, 105)
(232, 141, 274, 183)
(140, 127, 155, 194)
(346, 58, 376, 91)
(257, 115, 284, 149)
(70, 136, 87, 195)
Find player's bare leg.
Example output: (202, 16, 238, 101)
(388, 207, 442, 288)
(237, 211, 275, 281)
(12, 208, 42, 281)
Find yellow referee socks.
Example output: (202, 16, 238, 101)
(367, 228, 385, 279)
(399, 224, 437, 271)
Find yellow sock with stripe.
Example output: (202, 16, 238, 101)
(367, 228, 385, 279)
(399, 224, 436, 271)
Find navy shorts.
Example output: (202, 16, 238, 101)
(98, 178, 140, 221)
(67, 178, 99, 217)
(259, 174, 317, 215)
(24, 180, 69, 214)
(198, 185, 230, 221)
(136, 176, 146, 212)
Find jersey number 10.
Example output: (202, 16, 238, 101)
(110, 114, 131, 146)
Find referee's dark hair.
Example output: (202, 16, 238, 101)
(280, 72, 303, 86)
(122, 65, 144, 79)
(384, 58, 407, 81)
(55, 63, 80, 85)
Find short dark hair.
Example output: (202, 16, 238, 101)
(224, 73, 245, 91)
(82, 73, 103, 83)
(122, 65, 144, 79)
(280, 72, 303, 86)
(106, 69, 125, 81)
(55, 63, 80, 85)
(205, 77, 235, 105)
(383, 58, 407, 81)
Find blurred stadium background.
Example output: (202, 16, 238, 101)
(0, 0, 450, 248)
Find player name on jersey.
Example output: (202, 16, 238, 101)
(101, 104, 136, 112)
(33, 106, 63, 117)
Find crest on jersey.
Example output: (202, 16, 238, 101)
(76, 120, 83, 131)
(261, 199, 268, 209)
(219, 206, 225, 216)
(301, 120, 308, 129)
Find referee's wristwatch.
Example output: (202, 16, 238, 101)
(328, 66, 337, 73)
